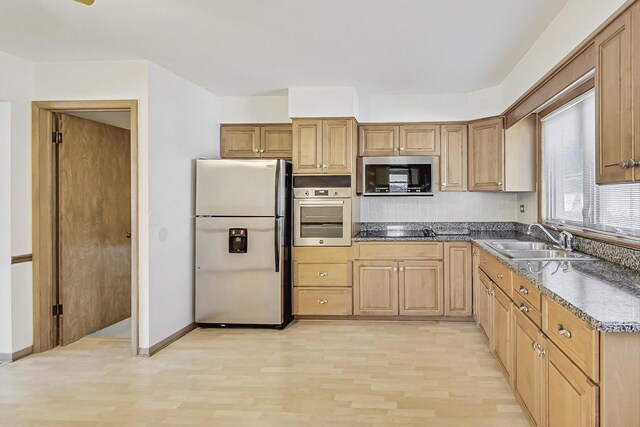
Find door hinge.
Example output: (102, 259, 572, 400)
(52, 304, 63, 316)
(52, 131, 62, 144)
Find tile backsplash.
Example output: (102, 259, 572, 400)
(359, 192, 523, 222)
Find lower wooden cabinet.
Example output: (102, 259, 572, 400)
(513, 309, 545, 427)
(354, 261, 398, 315)
(444, 242, 472, 316)
(477, 270, 493, 341)
(492, 284, 513, 379)
(399, 261, 443, 316)
(545, 339, 598, 427)
(293, 288, 352, 316)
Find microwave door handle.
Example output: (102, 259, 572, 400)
(274, 217, 280, 273)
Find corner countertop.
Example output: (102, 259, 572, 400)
(352, 225, 640, 333)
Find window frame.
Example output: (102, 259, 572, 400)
(537, 78, 640, 249)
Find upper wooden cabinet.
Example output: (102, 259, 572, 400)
(221, 124, 292, 159)
(292, 118, 355, 175)
(440, 124, 468, 191)
(468, 117, 505, 191)
(469, 115, 536, 192)
(595, 5, 638, 184)
(359, 124, 440, 156)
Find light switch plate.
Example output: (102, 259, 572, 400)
(519, 205, 525, 213)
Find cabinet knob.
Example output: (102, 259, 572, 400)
(317, 299, 328, 305)
(519, 287, 529, 295)
(317, 272, 328, 277)
(497, 273, 504, 279)
(393, 267, 398, 272)
(619, 159, 640, 168)
(322, 164, 327, 168)
(399, 267, 404, 272)
(557, 324, 572, 339)
(519, 304, 529, 313)
(253, 148, 259, 153)
(259, 148, 265, 153)
(497, 181, 503, 186)
(316, 164, 321, 168)
(442, 182, 447, 187)
(399, 147, 405, 151)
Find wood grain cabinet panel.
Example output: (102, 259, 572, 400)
(444, 242, 472, 317)
(468, 117, 505, 191)
(359, 125, 399, 156)
(294, 262, 352, 287)
(221, 126, 260, 158)
(491, 284, 513, 380)
(260, 125, 292, 159)
(354, 261, 398, 316)
(323, 119, 352, 174)
(399, 124, 440, 155)
(595, 7, 634, 184)
(477, 271, 493, 342)
(513, 309, 546, 427)
(294, 287, 353, 315)
(440, 124, 468, 191)
(399, 261, 444, 316)
(545, 339, 598, 427)
(292, 119, 323, 174)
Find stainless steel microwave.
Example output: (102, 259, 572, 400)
(357, 156, 434, 196)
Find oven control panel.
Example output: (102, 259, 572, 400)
(294, 187, 351, 198)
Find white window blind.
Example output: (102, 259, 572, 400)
(541, 89, 640, 239)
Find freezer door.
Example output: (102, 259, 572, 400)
(195, 217, 285, 325)
(196, 159, 285, 217)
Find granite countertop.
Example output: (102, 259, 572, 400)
(352, 223, 640, 333)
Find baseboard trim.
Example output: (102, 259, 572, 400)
(139, 323, 195, 357)
(0, 345, 33, 362)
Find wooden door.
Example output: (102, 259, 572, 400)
(444, 242, 472, 317)
(469, 117, 504, 191)
(492, 285, 512, 379)
(354, 261, 398, 315)
(260, 125, 292, 159)
(545, 339, 598, 427)
(58, 113, 131, 345)
(323, 119, 352, 174)
(399, 124, 440, 155)
(477, 271, 493, 341)
(595, 9, 633, 184)
(292, 119, 323, 174)
(440, 125, 468, 191)
(359, 125, 398, 156)
(513, 309, 545, 427)
(221, 125, 260, 158)
(472, 246, 480, 323)
(398, 261, 443, 316)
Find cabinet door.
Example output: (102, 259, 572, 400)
(221, 126, 260, 158)
(492, 285, 512, 379)
(477, 271, 493, 341)
(468, 117, 504, 191)
(472, 246, 480, 323)
(595, 9, 634, 184)
(354, 261, 398, 316)
(398, 261, 443, 316)
(440, 124, 468, 191)
(399, 124, 440, 155)
(292, 119, 323, 174)
(513, 309, 545, 427)
(444, 242, 472, 317)
(260, 125, 292, 159)
(545, 340, 598, 427)
(359, 125, 399, 156)
(323, 119, 352, 174)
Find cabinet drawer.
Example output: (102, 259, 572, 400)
(542, 296, 599, 382)
(355, 242, 443, 260)
(513, 293, 541, 328)
(293, 246, 351, 263)
(294, 262, 352, 287)
(293, 288, 353, 316)
(512, 274, 541, 312)
(479, 250, 512, 294)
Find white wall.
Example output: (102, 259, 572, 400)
(147, 63, 218, 347)
(517, 192, 539, 224)
(0, 102, 12, 357)
(219, 95, 289, 124)
(288, 87, 359, 118)
(360, 193, 519, 223)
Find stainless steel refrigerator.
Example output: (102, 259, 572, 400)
(195, 159, 292, 328)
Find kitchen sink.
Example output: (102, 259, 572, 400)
(484, 240, 597, 261)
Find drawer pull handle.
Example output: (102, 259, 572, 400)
(557, 325, 572, 339)
(497, 273, 504, 279)
(481, 260, 487, 264)
(317, 272, 328, 277)
(317, 299, 328, 305)
(519, 287, 529, 295)
(519, 304, 529, 313)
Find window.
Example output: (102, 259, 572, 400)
(541, 89, 640, 239)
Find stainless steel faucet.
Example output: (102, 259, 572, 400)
(527, 223, 574, 251)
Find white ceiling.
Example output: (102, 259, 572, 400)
(0, 0, 569, 96)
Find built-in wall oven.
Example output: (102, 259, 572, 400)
(293, 176, 352, 247)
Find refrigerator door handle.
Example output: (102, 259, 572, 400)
(274, 160, 281, 217)
(274, 217, 280, 273)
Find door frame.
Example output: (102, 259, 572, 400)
(32, 100, 139, 355)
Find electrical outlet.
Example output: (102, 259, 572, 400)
(519, 205, 525, 213)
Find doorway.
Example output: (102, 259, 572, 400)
(32, 101, 139, 355)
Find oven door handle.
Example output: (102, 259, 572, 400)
(297, 200, 345, 206)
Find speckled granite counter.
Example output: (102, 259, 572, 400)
(352, 222, 640, 333)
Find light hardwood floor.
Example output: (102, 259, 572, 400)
(0, 321, 528, 426)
